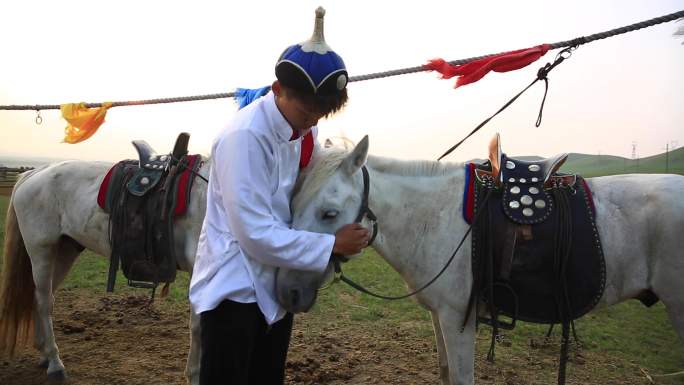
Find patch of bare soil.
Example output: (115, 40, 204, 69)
(0, 290, 651, 385)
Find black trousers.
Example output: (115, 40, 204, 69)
(200, 299, 293, 385)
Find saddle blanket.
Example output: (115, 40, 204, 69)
(463, 162, 606, 324)
(97, 154, 202, 217)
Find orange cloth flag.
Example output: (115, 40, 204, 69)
(61, 102, 113, 144)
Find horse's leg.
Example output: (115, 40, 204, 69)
(34, 237, 80, 369)
(185, 309, 201, 385)
(33, 308, 47, 367)
(651, 263, 684, 344)
(647, 211, 684, 345)
(430, 311, 450, 385)
(662, 299, 684, 345)
(438, 307, 476, 385)
(27, 244, 68, 381)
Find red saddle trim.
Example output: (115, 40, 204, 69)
(97, 165, 116, 211)
(581, 178, 596, 215)
(462, 163, 476, 224)
(173, 155, 201, 217)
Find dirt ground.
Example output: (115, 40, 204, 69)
(0, 290, 655, 385)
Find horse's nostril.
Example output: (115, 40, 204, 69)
(290, 289, 300, 307)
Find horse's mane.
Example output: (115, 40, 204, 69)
(292, 146, 350, 213)
(367, 156, 462, 177)
(292, 143, 462, 212)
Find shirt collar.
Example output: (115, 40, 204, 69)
(264, 91, 297, 143)
(264, 91, 313, 142)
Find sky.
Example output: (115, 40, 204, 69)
(0, 0, 682, 163)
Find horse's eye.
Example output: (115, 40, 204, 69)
(322, 210, 339, 220)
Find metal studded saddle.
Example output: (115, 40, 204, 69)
(126, 140, 174, 196)
(98, 133, 201, 293)
(465, 133, 606, 385)
(487, 133, 569, 224)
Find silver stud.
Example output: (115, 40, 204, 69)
(510, 186, 521, 194)
(519, 178, 527, 183)
(529, 187, 539, 194)
(508, 177, 516, 183)
(509, 201, 520, 209)
(520, 195, 533, 205)
(506, 161, 516, 169)
(140, 176, 150, 185)
(160, 155, 168, 161)
(145, 163, 151, 168)
(528, 164, 541, 172)
(523, 208, 534, 217)
(531, 177, 539, 182)
(150, 155, 158, 161)
(535, 199, 547, 209)
(336, 74, 348, 90)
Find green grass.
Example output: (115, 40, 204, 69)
(1, 163, 683, 382)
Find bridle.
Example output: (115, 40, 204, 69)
(330, 166, 377, 264)
(329, 165, 490, 301)
(354, 166, 378, 245)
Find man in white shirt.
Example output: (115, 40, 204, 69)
(189, 8, 369, 385)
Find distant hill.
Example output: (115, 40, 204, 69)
(0, 155, 69, 168)
(466, 147, 684, 177)
(560, 147, 684, 177)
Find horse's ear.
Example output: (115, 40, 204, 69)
(341, 135, 369, 176)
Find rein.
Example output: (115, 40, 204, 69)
(172, 155, 208, 183)
(330, 166, 492, 301)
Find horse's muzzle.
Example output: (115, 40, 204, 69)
(275, 268, 322, 313)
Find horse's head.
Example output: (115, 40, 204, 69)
(276, 136, 370, 313)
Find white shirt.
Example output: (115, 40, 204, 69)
(189, 91, 335, 324)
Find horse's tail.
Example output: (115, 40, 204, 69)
(0, 169, 40, 356)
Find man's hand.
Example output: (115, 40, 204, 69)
(332, 223, 371, 256)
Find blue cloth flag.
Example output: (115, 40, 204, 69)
(235, 86, 271, 110)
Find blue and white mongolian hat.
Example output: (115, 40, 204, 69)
(275, 7, 348, 96)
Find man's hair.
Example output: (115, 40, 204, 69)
(281, 85, 348, 118)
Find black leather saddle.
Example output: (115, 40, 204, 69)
(471, 133, 606, 326)
(465, 133, 607, 385)
(103, 133, 194, 293)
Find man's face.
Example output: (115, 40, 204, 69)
(273, 84, 326, 134)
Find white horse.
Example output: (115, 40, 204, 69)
(276, 136, 684, 385)
(0, 159, 207, 383)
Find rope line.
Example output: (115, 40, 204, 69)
(0, 10, 682, 112)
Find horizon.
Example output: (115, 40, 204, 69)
(2, 144, 682, 167)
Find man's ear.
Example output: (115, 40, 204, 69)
(272, 80, 281, 96)
(341, 135, 369, 176)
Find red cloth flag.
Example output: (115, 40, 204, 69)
(424, 44, 551, 88)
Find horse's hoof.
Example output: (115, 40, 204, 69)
(38, 358, 49, 368)
(47, 370, 68, 382)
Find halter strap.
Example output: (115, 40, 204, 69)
(355, 166, 378, 245)
(333, 165, 377, 264)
